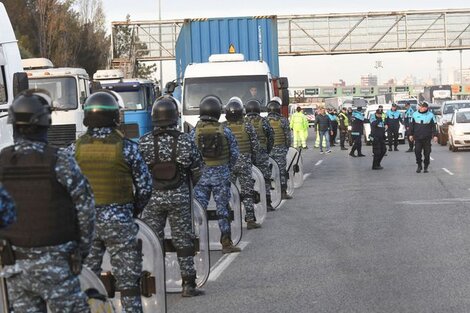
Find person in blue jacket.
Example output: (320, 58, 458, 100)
(385, 103, 403, 152)
(409, 102, 438, 173)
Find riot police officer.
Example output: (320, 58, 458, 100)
(409, 102, 438, 173)
(74, 91, 152, 312)
(245, 99, 275, 210)
(370, 109, 387, 170)
(267, 99, 292, 200)
(139, 96, 203, 297)
(404, 102, 415, 152)
(385, 103, 403, 151)
(0, 89, 95, 312)
(191, 96, 241, 254)
(349, 107, 366, 157)
(224, 97, 262, 230)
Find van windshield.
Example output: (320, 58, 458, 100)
(183, 75, 269, 114)
(443, 102, 470, 114)
(303, 108, 314, 115)
(29, 77, 78, 110)
(118, 90, 145, 110)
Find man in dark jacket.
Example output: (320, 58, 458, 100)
(315, 107, 332, 154)
(370, 109, 386, 170)
(409, 102, 438, 173)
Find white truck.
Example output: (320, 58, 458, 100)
(0, 3, 29, 150)
(180, 53, 278, 129)
(23, 58, 90, 146)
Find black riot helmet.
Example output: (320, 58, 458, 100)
(225, 97, 244, 122)
(83, 91, 120, 128)
(267, 100, 281, 115)
(245, 99, 261, 116)
(8, 89, 52, 128)
(199, 95, 222, 122)
(152, 96, 179, 127)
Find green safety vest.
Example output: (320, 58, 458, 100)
(227, 121, 251, 154)
(75, 130, 134, 206)
(195, 121, 230, 167)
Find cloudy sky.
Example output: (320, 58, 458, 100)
(101, 0, 470, 86)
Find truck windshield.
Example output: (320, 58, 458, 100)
(29, 77, 78, 110)
(118, 90, 145, 110)
(396, 100, 418, 110)
(183, 75, 269, 114)
(443, 102, 470, 114)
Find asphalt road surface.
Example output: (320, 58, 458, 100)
(167, 130, 470, 313)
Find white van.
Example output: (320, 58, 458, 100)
(0, 3, 29, 150)
(23, 58, 90, 146)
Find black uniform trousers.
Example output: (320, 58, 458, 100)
(339, 130, 347, 148)
(415, 138, 432, 166)
(350, 135, 362, 155)
(331, 123, 338, 146)
(372, 138, 386, 167)
(387, 126, 399, 149)
(405, 127, 414, 150)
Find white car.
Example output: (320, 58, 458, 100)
(448, 108, 470, 152)
(363, 104, 406, 145)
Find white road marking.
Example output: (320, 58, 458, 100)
(399, 198, 470, 205)
(442, 168, 454, 176)
(303, 173, 311, 180)
(430, 157, 434, 161)
(315, 160, 323, 166)
(276, 200, 287, 209)
(208, 241, 249, 281)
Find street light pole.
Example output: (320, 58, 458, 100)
(460, 39, 463, 86)
(374, 60, 383, 86)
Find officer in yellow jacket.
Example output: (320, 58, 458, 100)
(290, 106, 309, 149)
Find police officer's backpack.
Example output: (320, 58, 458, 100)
(151, 130, 183, 190)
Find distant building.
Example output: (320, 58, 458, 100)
(453, 68, 470, 84)
(361, 74, 378, 87)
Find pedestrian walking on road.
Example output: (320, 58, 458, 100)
(409, 102, 438, 173)
(315, 107, 332, 154)
(404, 102, 415, 152)
(139, 96, 204, 297)
(370, 109, 387, 170)
(338, 107, 349, 150)
(349, 107, 366, 157)
(385, 103, 403, 151)
(290, 106, 309, 149)
(328, 109, 339, 146)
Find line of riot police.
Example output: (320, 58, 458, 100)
(0, 88, 298, 313)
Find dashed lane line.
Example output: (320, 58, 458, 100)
(208, 241, 249, 281)
(430, 157, 434, 161)
(442, 168, 454, 176)
(303, 173, 311, 180)
(315, 160, 323, 166)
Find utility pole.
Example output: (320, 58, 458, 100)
(460, 39, 463, 85)
(374, 60, 383, 86)
(159, 0, 163, 92)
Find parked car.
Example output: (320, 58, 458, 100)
(448, 108, 470, 152)
(437, 100, 470, 146)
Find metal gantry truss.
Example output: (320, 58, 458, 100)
(111, 9, 470, 62)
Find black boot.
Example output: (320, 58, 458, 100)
(394, 147, 399, 151)
(388, 147, 392, 151)
(182, 275, 204, 297)
(416, 163, 422, 173)
(281, 187, 292, 200)
(266, 195, 275, 211)
(221, 235, 241, 254)
(423, 165, 429, 173)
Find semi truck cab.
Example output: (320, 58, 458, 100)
(94, 70, 158, 139)
(23, 58, 89, 146)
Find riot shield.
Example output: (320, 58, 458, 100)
(163, 199, 210, 292)
(79, 267, 109, 296)
(237, 166, 267, 227)
(0, 273, 8, 313)
(207, 183, 242, 250)
(101, 219, 166, 313)
(269, 157, 282, 209)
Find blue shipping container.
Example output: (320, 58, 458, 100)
(175, 16, 279, 81)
